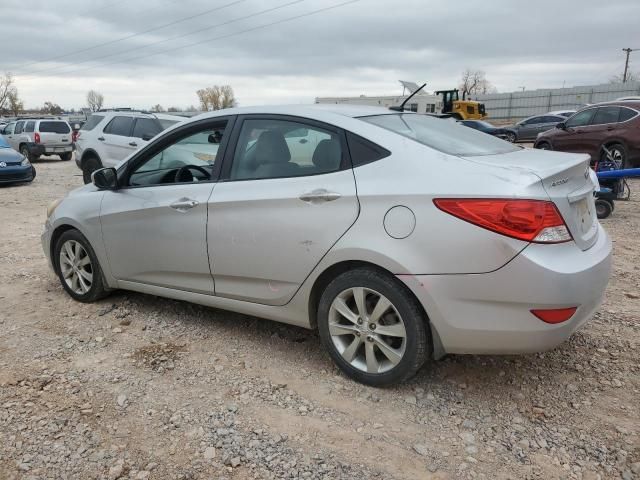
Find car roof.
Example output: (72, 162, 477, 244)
(589, 100, 640, 108)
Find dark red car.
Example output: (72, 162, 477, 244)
(534, 101, 640, 168)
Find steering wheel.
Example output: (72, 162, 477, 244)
(174, 165, 211, 183)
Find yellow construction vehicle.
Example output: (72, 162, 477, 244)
(434, 89, 487, 120)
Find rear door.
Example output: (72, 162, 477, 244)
(101, 115, 137, 167)
(37, 121, 72, 152)
(208, 115, 359, 306)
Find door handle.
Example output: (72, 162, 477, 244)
(129, 142, 138, 147)
(606, 126, 615, 131)
(97, 137, 105, 141)
(170, 198, 199, 211)
(299, 189, 341, 204)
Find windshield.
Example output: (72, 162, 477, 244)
(0, 136, 9, 148)
(360, 114, 519, 156)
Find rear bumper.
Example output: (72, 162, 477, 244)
(0, 165, 35, 184)
(399, 224, 612, 355)
(42, 145, 72, 155)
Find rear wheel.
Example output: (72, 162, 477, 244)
(317, 268, 430, 386)
(54, 230, 110, 302)
(60, 152, 72, 161)
(595, 199, 613, 219)
(601, 143, 627, 169)
(82, 155, 102, 184)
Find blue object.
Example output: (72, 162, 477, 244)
(596, 168, 640, 179)
(0, 141, 35, 184)
(0, 136, 9, 148)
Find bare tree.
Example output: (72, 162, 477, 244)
(459, 69, 496, 98)
(0, 73, 17, 112)
(610, 71, 638, 84)
(167, 106, 180, 112)
(150, 104, 165, 112)
(86, 90, 105, 112)
(7, 90, 23, 116)
(41, 101, 64, 115)
(196, 85, 236, 111)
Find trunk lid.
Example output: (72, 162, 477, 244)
(463, 148, 598, 250)
(38, 121, 72, 147)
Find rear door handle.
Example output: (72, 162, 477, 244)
(129, 142, 138, 147)
(170, 198, 199, 211)
(299, 189, 341, 204)
(97, 137, 105, 141)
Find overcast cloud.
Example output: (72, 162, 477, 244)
(1, 0, 638, 110)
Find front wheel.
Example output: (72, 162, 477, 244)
(536, 141, 552, 150)
(54, 230, 110, 302)
(505, 132, 517, 143)
(601, 143, 628, 169)
(82, 156, 102, 184)
(595, 199, 613, 219)
(20, 145, 36, 162)
(317, 268, 430, 386)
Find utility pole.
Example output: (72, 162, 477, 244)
(622, 48, 637, 83)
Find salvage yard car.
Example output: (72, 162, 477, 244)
(1, 118, 73, 161)
(42, 105, 612, 386)
(534, 100, 640, 168)
(0, 134, 35, 184)
(506, 114, 568, 142)
(458, 119, 518, 142)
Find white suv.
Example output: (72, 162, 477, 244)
(75, 110, 184, 183)
(2, 119, 73, 161)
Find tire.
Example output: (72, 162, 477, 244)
(317, 268, 430, 386)
(20, 145, 36, 162)
(601, 143, 628, 169)
(536, 141, 552, 150)
(60, 152, 72, 161)
(54, 229, 110, 303)
(505, 131, 517, 143)
(82, 155, 102, 184)
(30, 166, 36, 181)
(595, 199, 613, 219)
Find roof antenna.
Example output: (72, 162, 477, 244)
(389, 83, 426, 112)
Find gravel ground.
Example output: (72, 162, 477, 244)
(0, 157, 638, 480)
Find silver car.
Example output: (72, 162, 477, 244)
(42, 105, 612, 386)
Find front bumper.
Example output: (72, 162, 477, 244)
(400, 224, 612, 355)
(41, 219, 54, 271)
(0, 165, 35, 184)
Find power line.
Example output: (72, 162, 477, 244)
(18, 0, 360, 82)
(622, 48, 638, 83)
(10, 0, 248, 73)
(16, 0, 307, 78)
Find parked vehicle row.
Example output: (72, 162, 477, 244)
(1, 118, 73, 161)
(75, 110, 183, 183)
(42, 104, 611, 386)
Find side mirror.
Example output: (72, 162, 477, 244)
(142, 133, 154, 141)
(92, 167, 118, 190)
(208, 132, 222, 144)
(557, 122, 566, 130)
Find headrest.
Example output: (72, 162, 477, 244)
(255, 130, 291, 165)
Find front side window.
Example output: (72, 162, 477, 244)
(361, 114, 518, 157)
(128, 122, 227, 187)
(39, 121, 71, 134)
(104, 116, 134, 136)
(229, 119, 343, 181)
(592, 107, 620, 125)
(81, 115, 104, 131)
(15, 121, 24, 134)
(565, 109, 596, 128)
(25, 121, 35, 133)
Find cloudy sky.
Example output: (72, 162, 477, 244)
(1, 0, 638, 110)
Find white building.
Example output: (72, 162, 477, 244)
(315, 81, 441, 114)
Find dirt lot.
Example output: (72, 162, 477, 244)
(0, 157, 639, 480)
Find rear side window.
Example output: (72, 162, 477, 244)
(39, 121, 71, 133)
(81, 115, 105, 131)
(104, 116, 134, 136)
(15, 121, 24, 134)
(619, 107, 638, 122)
(132, 118, 161, 139)
(25, 121, 35, 133)
(346, 132, 390, 166)
(592, 107, 620, 125)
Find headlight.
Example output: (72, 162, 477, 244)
(21, 156, 30, 166)
(47, 198, 63, 218)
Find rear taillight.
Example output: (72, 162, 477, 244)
(72, 131, 79, 142)
(34, 132, 41, 144)
(531, 307, 577, 324)
(433, 198, 572, 243)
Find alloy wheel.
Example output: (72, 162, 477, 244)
(328, 287, 407, 374)
(59, 240, 93, 295)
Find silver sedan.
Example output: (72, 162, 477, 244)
(42, 105, 612, 386)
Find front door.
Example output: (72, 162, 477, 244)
(554, 108, 597, 154)
(100, 118, 233, 294)
(209, 115, 359, 306)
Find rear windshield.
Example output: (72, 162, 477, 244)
(39, 121, 71, 134)
(81, 115, 105, 131)
(360, 114, 519, 156)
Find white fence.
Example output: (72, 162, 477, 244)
(473, 82, 640, 121)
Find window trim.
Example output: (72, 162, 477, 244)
(618, 106, 639, 123)
(117, 115, 236, 190)
(219, 114, 351, 183)
(345, 131, 391, 167)
(103, 115, 135, 137)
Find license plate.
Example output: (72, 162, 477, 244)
(576, 198, 594, 235)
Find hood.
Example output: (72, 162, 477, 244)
(0, 147, 24, 165)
